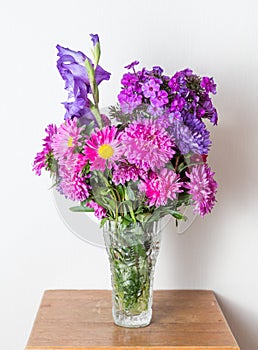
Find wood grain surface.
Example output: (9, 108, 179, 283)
(25, 290, 240, 350)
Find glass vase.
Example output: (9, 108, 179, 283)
(103, 220, 161, 328)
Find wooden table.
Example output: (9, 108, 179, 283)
(25, 290, 240, 350)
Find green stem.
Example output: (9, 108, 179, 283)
(90, 103, 103, 129)
(124, 189, 136, 223)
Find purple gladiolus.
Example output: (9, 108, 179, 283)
(90, 33, 99, 46)
(56, 45, 111, 121)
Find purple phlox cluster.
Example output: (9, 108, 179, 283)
(118, 63, 170, 114)
(117, 64, 218, 151)
(142, 78, 160, 99)
(184, 163, 217, 217)
(121, 118, 175, 172)
(201, 76, 216, 94)
(118, 86, 142, 114)
(168, 68, 192, 94)
(56, 43, 110, 122)
(168, 68, 218, 125)
(139, 168, 183, 207)
(33, 124, 57, 175)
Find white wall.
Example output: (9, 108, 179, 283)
(1, 1, 258, 349)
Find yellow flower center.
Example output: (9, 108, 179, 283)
(67, 136, 73, 148)
(98, 144, 114, 159)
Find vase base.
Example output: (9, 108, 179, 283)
(113, 308, 152, 328)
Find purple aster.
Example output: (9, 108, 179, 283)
(139, 169, 183, 207)
(142, 78, 160, 99)
(179, 112, 212, 154)
(56, 44, 111, 121)
(201, 76, 216, 94)
(86, 201, 106, 219)
(150, 90, 168, 108)
(184, 164, 217, 217)
(121, 118, 175, 171)
(33, 124, 57, 175)
(169, 120, 200, 154)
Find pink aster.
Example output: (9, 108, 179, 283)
(112, 161, 147, 185)
(33, 124, 57, 175)
(52, 117, 83, 161)
(184, 164, 217, 217)
(86, 200, 106, 219)
(57, 153, 90, 202)
(121, 118, 175, 171)
(139, 169, 183, 207)
(84, 126, 122, 171)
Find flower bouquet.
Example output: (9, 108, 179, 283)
(33, 34, 218, 327)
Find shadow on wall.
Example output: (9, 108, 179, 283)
(160, 71, 258, 350)
(216, 293, 258, 350)
(206, 78, 258, 350)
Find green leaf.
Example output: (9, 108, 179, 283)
(177, 162, 186, 172)
(136, 213, 152, 223)
(172, 212, 186, 220)
(126, 186, 135, 201)
(100, 217, 108, 228)
(178, 161, 204, 173)
(166, 162, 175, 171)
(117, 184, 125, 200)
(69, 206, 94, 213)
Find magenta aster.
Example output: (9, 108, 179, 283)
(52, 117, 83, 160)
(33, 124, 57, 175)
(122, 118, 175, 171)
(112, 161, 147, 185)
(84, 126, 122, 171)
(86, 200, 106, 219)
(184, 164, 217, 217)
(139, 169, 183, 207)
(58, 154, 90, 202)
